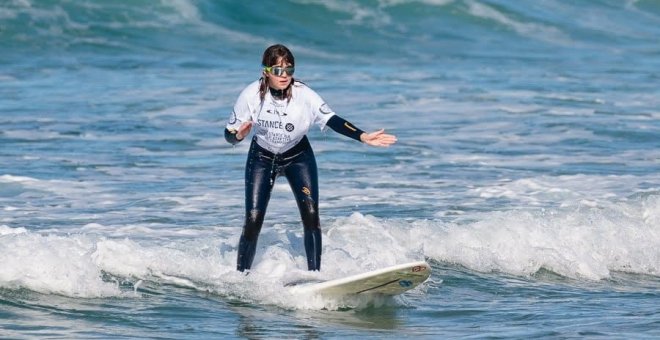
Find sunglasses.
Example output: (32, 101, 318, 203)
(264, 65, 295, 77)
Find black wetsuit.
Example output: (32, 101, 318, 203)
(226, 81, 364, 272)
(237, 136, 321, 271)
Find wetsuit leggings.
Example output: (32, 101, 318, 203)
(236, 136, 322, 272)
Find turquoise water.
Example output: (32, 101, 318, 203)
(2, 0, 659, 338)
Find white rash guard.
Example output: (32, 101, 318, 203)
(226, 80, 336, 154)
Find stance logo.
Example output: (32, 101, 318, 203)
(302, 187, 311, 196)
(285, 123, 295, 132)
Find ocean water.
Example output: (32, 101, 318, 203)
(1, 0, 659, 338)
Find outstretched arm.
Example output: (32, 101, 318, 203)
(326, 115, 396, 147)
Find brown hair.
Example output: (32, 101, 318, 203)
(259, 44, 295, 102)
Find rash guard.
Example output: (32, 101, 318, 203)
(225, 79, 365, 150)
(226, 80, 337, 154)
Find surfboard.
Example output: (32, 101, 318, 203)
(288, 261, 431, 296)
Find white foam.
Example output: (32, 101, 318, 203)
(0, 174, 104, 197)
(421, 195, 660, 280)
(161, 0, 201, 22)
(0, 231, 123, 297)
(2, 194, 657, 308)
(467, 175, 655, 207)
(2, 130, 65, 141)
(0, 212, 429, 310)
(0, 225, 27, 235)
(293, 0, 392, 27)
(0, 174, 38, 184)
(465, 0, 571, 45)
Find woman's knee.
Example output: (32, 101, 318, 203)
(298, 198, 320, 230)
(243, 208, 265, 239)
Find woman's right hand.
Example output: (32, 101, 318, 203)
(236, 121, 253, 140)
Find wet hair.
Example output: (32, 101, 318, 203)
(259, 44, 295, 102)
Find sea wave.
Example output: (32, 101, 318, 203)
(3, 0, 660, 63)
(1, 194, 658, 303)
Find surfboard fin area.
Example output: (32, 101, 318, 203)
(288, 261, 431, 296)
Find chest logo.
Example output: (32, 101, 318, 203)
(285, 123, 295, 132)
(266, 109, 287, 116)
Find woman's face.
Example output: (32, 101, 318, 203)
(265, 57, 293, 90)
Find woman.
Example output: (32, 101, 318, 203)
(225, 44, 396, 272)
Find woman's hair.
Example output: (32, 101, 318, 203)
(259, 44, 295, 101)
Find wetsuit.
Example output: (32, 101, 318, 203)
(226, 80, 364, 272)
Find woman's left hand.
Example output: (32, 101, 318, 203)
(360, 129, 397, 147)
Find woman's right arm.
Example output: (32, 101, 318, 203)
(226, 81, 259, 144)
(224, 121, 253, 145)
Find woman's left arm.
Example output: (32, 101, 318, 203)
(326, 115, 397, 147)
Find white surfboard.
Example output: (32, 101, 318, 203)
(288, 261, 431, 296)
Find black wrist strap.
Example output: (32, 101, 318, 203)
(224, 128, 242, 145)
